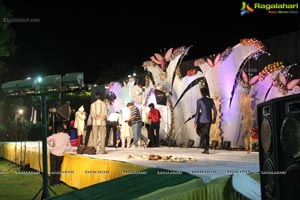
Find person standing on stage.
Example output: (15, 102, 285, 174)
(47, 124, 71, 186)
(74, 105, 86, 145)
(84, 113, 93, 146)
(69, 120, 79, 147)
(62, 121, 69, 133)
(148, 103, 161, 147)
(120, 103, 132, 148)
(105, 100, 120, 147)
(127, 102, 150, 148)
(194, 87, 217, 154)
(142, 106, 151, 146)
(90, 93, 108, 154)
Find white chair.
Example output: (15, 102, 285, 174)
(232, 173, 261, 200)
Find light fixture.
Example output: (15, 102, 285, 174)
(1, 72, 84, 96)
(1, 79, 34, 95)
(62, 72, 84, 90)
(34, 75, 61, 92)
(18, 109, 24, 115)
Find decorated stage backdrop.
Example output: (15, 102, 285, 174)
(105, 35, 299, 148)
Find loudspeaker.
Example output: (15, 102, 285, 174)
(257, 98, 279, 199)
(257, 94, 300, 200)
(154, 89, 167, 105)
(49, 101, 71, 121)
(55, 101, 71, 121)
(222, 141, 231, 150)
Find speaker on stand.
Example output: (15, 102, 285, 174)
(257, 99, 279, 200)
(257, 94, 300, 200)
(273, 94, 300, 200)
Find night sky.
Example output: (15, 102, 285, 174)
(2, 0, 299, 84)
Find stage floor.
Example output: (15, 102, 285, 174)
(71, 146, 259, 183)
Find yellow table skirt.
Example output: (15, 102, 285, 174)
(60, 153, 147, 189)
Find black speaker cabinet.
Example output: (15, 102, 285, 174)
(257, 94, 300, 200)
(257, 99, 279, 199)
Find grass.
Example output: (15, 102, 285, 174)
(0, 158, 75, 200)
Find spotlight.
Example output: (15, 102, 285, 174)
(34, 75, 61, 92)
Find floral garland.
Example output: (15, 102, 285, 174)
(210, 97, 222, 147)
(193, 58, 206, 66)
(167, 97, 174, 139)
(273, 74, 288, 95)
(220, 47, 232, 62)
(143, 61, 156, 68)
(159, 71, 167, 81)
(176, 67, 182, 79)
(258, 61, 285, 80)
(171, 46, 186, 60)
(239, 78, 252, 91)
(144, 75, 150, 88)
(239, 61, 293, 95)
(240, 38, 266, 51)
(240, 92, 255, 136)
(238, 61, 286, 94)
(199, 79, 205, 88)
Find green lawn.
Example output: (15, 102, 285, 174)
(0, 158, 75, 200)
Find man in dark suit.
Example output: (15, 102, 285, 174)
(194, 88, 217, 154)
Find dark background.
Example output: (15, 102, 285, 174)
(2, 0, 299, 84)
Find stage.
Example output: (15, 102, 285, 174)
(0, 142, 261, 199)
(81, 146, 259, 182)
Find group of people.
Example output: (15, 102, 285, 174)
(46, 87, 216, 186)
(49, 92, 163, 153)
(89, 94, 162, 152)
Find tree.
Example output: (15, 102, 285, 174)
(0, 0, 17, 77)
(0, 1, 16, 127)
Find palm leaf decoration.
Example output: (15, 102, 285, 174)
(173, 77, 203, 109)
(229, 51, 268, 108)
(171, 45, 193, 93)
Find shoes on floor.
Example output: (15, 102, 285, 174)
(101, 150, 107, 154)
(202, 150, 209, 154)
(141, 139, 151, 149)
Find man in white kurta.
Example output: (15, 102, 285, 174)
(74, 105, 86, 145)
(90, 93, 108, 154)
(120, 105, 132, 148)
